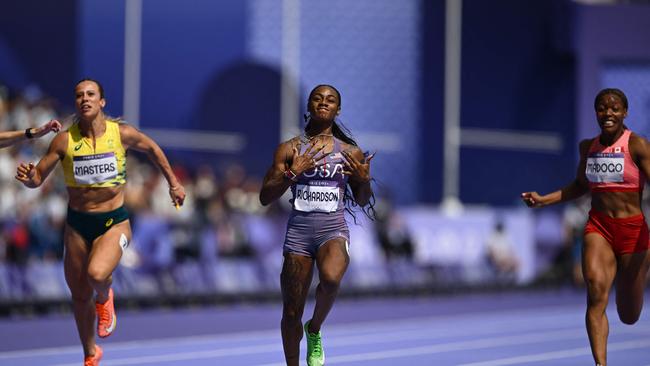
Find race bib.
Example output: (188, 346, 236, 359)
(585, 153, 624, 183)
(73, 152, 118, 184)
(294, 184, 340, 212)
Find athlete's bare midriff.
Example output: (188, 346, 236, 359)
(67, 185, 124, 212)
(591, 191, 643, 218)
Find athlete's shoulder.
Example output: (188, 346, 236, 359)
(629, 131, 649, 144)
(66, 121, 78, 132)
(117, 121, 138, 136)
(279, 136, 303, 150)
(578, 138, 595, 157)
(285, 135, 303, 145)
(48, 129, 69, 155)
(628, 131, 650, 155)
(579, 137, 596, 148)
(114, 119, 131, 128)
(271, 137, 299, 161)
(340, 140, 361, 152)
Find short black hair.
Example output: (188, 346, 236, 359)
(594, 88, 628, 110)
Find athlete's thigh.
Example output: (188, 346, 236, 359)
(582, 232, 617, 287)
(281, 253, 314, 306)
(316, 237, 350, 281)
(616, 250, 650, 302)
(88, 220, 132, 278)
(63, 224, 92, 292)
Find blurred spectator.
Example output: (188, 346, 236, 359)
(3, 210, 31, 298)
(532, 197, 591, 286)
(27, 189, 66, 260)
(561, 195, 590, 286)
(194, 164, 219, 225)
(485, 220, 519, 280)
(374, 198, 413, 261)
(209, 208, 254, 258)
(131, 197, 176, 294)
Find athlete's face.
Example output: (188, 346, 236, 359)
(307, 86, 341, 122)
(595, 94, 627, 134)
(75, 81, 105, 120)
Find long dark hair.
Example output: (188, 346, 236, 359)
(304, 84, 376, 222)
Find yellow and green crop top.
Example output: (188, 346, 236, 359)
(62, 120, 127, 188)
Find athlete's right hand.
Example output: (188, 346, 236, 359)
(289, 140, 327, 175)
(15, 162, 37, 185)
(521, 192, 544, 208)
(169, 184, 186, 209)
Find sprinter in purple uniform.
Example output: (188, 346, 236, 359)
(260, 85, 375, 366)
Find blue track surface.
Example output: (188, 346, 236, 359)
(1, 289, 649, 365)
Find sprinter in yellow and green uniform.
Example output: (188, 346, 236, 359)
(62, 119, 129, 246)
(16, 79, 186, 366)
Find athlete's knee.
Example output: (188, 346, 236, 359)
(69, 288, 93, 303)
(618, 310, 640, 325)
(282, 304, 305, 323)
(87, 265, 112, 285)
(65, 273, 93, 300)
(281, 312, 303, 329)
(318, 275, 342, 294)
(617, 298, 642, 325)
(584, 275, 610, 306)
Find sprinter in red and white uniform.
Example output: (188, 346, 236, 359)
(521, 88, 650, 366)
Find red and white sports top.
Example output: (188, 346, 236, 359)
(586, 129, 645, 192)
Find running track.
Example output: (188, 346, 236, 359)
(1, 289, 649, 365)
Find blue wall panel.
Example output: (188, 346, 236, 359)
(0, 0, 77, 104)
(78, 0, 126, 117)
(140, 0, 247, 130)
(459, 0, 576, 205)
(602, 63, 650, 139)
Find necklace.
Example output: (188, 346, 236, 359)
(305, 133, 333, 140)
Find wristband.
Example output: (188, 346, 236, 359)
(284, 169, 298, 182)
(25, 128, 34, 139)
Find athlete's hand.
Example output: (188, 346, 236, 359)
(342, 150, 374, 183)
(289, 140, 328, 175)
(169, 184, 186, 209)
(521, 191, 544, 208)
(15, 162, 37, 186)
(32, 119, 62, 138)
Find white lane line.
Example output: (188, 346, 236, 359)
(457, 339, 650, 366)
(253, 327, 650, 366)
(51, 344, 283, 366)
(0, 305, 586, 359)
(50, 327, 650, 366)
(9, 305, 649, 364)
(13, 322, 578, 365)
(0, 329, 277, 359)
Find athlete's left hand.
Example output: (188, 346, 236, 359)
(169, 184, 186, 209)
(342, 150, 375, 183)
